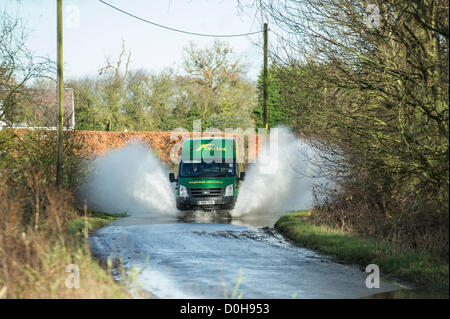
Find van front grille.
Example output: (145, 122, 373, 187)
(190, 188, 222, 198)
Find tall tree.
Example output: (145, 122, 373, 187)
(253, 67, 285, 128)
(182, 40, 256, 129)
(68, 41, 258, 132)
(257, 0, 449, 252)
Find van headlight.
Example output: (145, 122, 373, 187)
(179, 185, 188, 197)
(224, 184, 234, 197)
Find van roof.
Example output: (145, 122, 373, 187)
(181, 138, 236, 161)
(186, 137, 235, 141)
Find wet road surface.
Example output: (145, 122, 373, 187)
(89, 215, 403, 298)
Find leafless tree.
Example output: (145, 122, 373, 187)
(0, 9, 55, 125)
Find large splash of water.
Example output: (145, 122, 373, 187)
(232, 128, 325, 218)
(83, 129, 325, 219)
(83, 141, 177, 217)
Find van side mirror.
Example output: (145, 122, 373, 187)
(239, 172, 246, 181)
(169, 173, 177, 183)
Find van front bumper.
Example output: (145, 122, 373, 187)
(176, 196, 235, 210)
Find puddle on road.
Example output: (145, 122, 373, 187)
(90, 219, 407, 298)
(109, 209, 281, 228)
(89, 207, 422, 299)
(193, 227, 289, 246)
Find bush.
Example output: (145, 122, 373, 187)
(0, 128, 132, 298)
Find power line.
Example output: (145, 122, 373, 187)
(98, 0, 263, 38)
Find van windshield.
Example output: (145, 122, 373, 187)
(179, 160, 235, 178)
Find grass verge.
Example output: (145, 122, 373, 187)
(0, 207, 133, 298)
(0, 129, 136, 298)
(68, 210, 127, 237)
(275, 211, 449, 291)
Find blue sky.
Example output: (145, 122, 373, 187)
(1, 0, 262, 80)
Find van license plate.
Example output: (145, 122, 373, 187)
(198, 200, 215, 205)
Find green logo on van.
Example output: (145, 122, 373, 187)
(196, 144, 226, 152)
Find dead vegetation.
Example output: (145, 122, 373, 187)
(0, 128, 132, 298)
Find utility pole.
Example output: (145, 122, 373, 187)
(263, 23, 268, 140)
(56, 0, 64, 187)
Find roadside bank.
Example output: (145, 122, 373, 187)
(275, 211, 449, 298)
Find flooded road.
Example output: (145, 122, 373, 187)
(89, 215, 403, 298)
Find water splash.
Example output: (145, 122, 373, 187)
(83, 141, 177, 217)
(232, 128, 325, 218)
(82, 129, 325, 220)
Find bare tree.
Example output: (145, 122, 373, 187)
(98, 40, 132, 85)
(0, 9, 55, 125)
(252, 0, 449, 254)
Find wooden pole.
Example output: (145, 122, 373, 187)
(263, 23, 268, 139)
(56, 0, 64, 187)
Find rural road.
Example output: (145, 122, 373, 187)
(89, 214, 403, 298)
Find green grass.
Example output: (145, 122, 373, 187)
(275, 211, 449, 290)
(68, 210, 127, 237)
